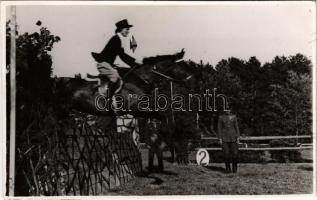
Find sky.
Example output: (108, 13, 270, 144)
(5, 2, 316, 77)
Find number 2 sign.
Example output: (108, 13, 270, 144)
(196, 149, 210, 166)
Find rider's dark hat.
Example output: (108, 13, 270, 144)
(116, 19, 133, 29)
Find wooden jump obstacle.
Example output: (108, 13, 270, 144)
(21, 112, 142, 196)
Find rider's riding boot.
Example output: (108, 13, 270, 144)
(107, 81, 119, 97)
(98, 76, 120, 97)
(99, 75, 109, 85)
(98, 75, 110, 96)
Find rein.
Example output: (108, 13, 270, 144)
(122, 63, 187, 87)
(152, 66, 194, 84)
(151, 69, 184, 83)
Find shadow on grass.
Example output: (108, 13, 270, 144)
(298, 165, 313, 171)
(203, 165, 227, 173)
(156, 170, 178, 175)
(148, 176, 164, 185)
(136, 169, 177, 186)
(137, 168, 178, 177)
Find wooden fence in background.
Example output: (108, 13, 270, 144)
(197, 135, 313, 151)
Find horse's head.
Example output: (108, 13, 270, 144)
(129, 49, 199, 92)
(161, 59, 200, 92)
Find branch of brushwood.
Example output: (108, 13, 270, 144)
(34, 145, 42, 172)
(29, 158, 40, 195)
(22, 169, 33, 194)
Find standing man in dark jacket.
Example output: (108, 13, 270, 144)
(91, 19, 142, 96)
(217, 110, 240, 173)
(146, 118, 166, 173)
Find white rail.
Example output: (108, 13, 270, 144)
(201, 135, 312, 141)
(196, 146, 312, 151)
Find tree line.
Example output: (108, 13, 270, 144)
(193, 54, 312, 137)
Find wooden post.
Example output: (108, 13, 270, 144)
(8, 5, 16, 197)
(170, 81, 175, 123)
(196, 113, 199, 129)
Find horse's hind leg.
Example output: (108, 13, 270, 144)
(148, 147, 155, 172)
(156, 148, 164, 172)
(71, 87, 113, 115)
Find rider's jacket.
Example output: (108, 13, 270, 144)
(91, 34, 136, 67)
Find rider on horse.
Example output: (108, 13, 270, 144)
(91, 19, 143, 96)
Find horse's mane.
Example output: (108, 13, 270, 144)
(173, 60, 199, 75)
(143, 49, 185, 64)
(141, 49, 198, 76)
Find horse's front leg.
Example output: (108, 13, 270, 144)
(71, 85, 114, 116)
(156, 147, 164, 172)
(170, 145, 175, 163)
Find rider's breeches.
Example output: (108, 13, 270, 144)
(97, 62, 120, 83)
(96, 62, 123, 95)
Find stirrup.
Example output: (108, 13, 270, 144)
(87, 73, 102, 85)
(87, 73, 100, 79)
(87, 73, 109, 86)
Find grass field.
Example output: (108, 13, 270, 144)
(105, 150, 314, 195)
